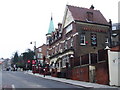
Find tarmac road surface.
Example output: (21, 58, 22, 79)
(1, 71, 86, 90)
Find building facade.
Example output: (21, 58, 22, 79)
(46, 5, 111, 85)
(37, 44, 48, 66)
(33, 44, 49, 74)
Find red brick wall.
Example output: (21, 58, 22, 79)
(66, 66, 89, 82)
(79, 66, 89, 82)
(66, 62, 109, 85)
(95, 62, 109, 85)
(51, 68, 58, 77)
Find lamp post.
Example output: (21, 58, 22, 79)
(30, 41, 38, 73)
(70, 54, 74, 68)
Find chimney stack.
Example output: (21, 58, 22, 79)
(90, 5, 94, 9)
(58, 23, 62, 29)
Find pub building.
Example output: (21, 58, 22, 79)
(46, 5, 111, 85)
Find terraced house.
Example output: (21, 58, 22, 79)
(46, 5, 111, 85)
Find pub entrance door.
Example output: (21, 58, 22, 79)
(89, 65, 96, 83)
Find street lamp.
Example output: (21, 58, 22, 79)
(70, 54, 74, 68)
(30, 41, 37, 60)
(30, 41, 38, 73)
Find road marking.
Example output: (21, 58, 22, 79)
(12, 84, 15, 90)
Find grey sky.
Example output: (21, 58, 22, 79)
(0, 0, 119, 58)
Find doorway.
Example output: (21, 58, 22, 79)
(89, 65, 96, 83)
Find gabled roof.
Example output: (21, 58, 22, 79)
(67, 5, 110, 25)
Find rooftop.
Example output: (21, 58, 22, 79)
(67, 5, 110, 25)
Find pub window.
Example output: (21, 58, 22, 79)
(98, 49, 108, 61)
(59, 44, 61, 52)
(87, 12, 93, 21)
(53, 34, 55, 41)
(55, 46, 57, 54)
(37, 53, 43, 59)
(47, 51, 48, 56)
(60, 61, 62, 67)
(65, 41, 68, 49)
(80, 34, 86, 45)
(62, 58, 66, 68)
(81, 54, 89, 65)
(90, 53, 97, 64)
(105, 37, 109, 44)
(49, 37, 52, 44)
(57, 31, 59, 38)
(91, 33, 97, 46)
(71, 38, 73, 47)
(55, 33, 57, 40)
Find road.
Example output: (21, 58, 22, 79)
(1, 71, 86, 89)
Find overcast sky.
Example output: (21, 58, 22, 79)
(0, 0, 119, 59)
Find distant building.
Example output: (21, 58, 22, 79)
(112, 23, 120, 30)
(0, 58, 4, 71)
(111, 23, 120, 46)
(0, 58, 11, 70)
(46, 5, 111, 85)
(36, 44, 48, 66)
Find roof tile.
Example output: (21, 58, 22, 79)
(67, 5, 109, 25)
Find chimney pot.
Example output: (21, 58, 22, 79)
(90, 5, 94, 9)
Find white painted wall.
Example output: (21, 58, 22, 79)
(108, 50, 120, 86)
(118, 53, 120, 86)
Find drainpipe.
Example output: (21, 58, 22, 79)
(108, 19, 112, 48)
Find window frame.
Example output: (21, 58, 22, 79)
(91, 33, 97, 46)
(80, 34, 86, 45)
(71, 38, 73, 47)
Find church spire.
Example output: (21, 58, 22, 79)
(48, 16, 54, 34)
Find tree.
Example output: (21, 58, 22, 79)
(12, 52, 19, 64)
(23, 49, 34, 70)
(11, 49, 34, 70)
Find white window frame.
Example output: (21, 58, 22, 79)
(65, 41, 68, 49)
(71, 38, 73, 47)
(37, 53, 43, 59)
(59, 44, 61, 52)
(39, 48, 42, 52)
(80, 34, 86, 45)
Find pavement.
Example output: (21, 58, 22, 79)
(27, 71, 120, 89)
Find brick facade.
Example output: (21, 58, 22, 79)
(46, 5, 110, 85)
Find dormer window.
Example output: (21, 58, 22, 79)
(87, 12, 93, 21)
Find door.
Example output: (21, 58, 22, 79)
(89, 65, 96, 83)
